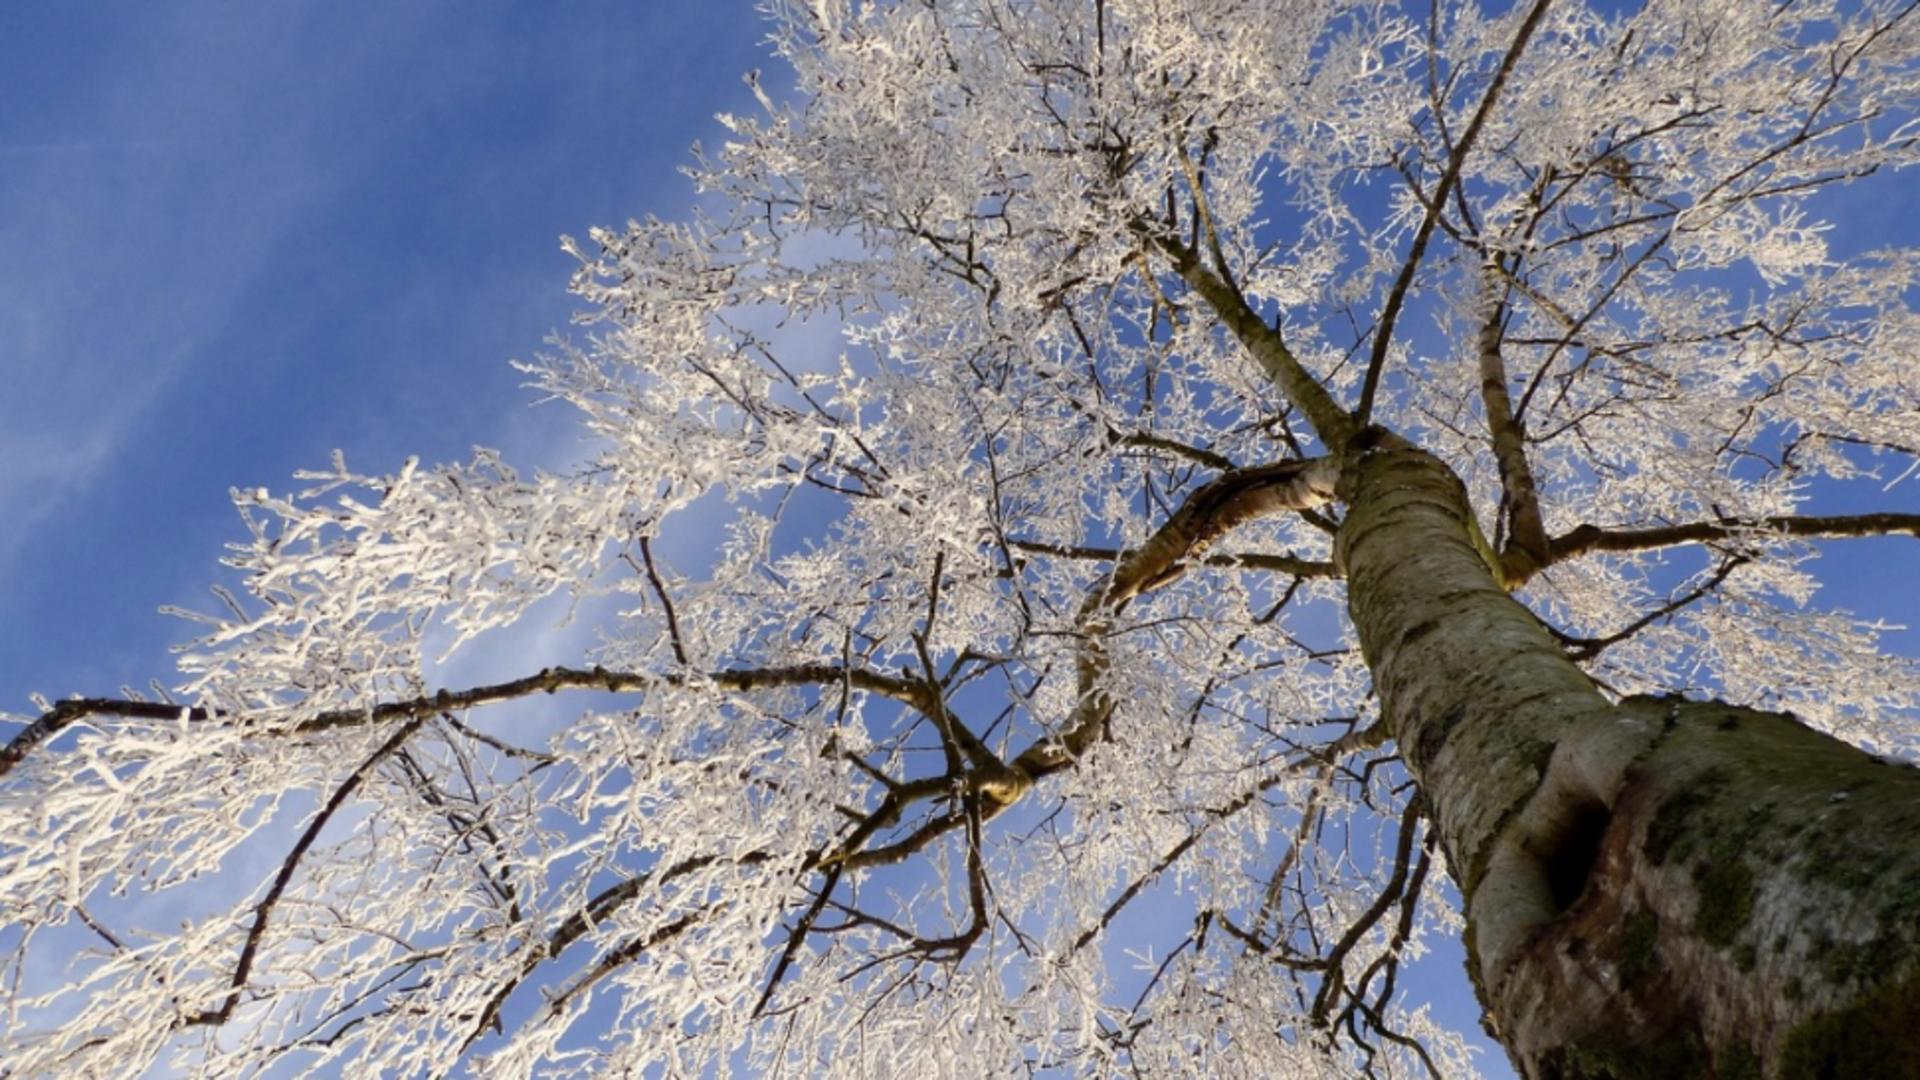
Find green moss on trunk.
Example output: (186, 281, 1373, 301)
(1779, 971, 1920, 1079)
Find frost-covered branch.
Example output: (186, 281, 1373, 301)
(2, 663, 926, 781)
(1473, 264, 1554, 586)
(1149, 231, 1358, 450)
(1355, 0, 1557, 426)
(1547, 511, 1920, 564)
(11, 0, 1920, 1073)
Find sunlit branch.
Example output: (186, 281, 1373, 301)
(1349, 987, 1446, 1080)
(1473, 264, 1552, 585)
(820, 777, 969, 870)
(1207, 911, 1329, 972)
(803, 460, 1349, 898)
(181, 716, 427, 1030)
(1115, 430, 1236, 471)
(1512, 229, 1675, 424)
(1146, 229, 1357, 449)
(1550, 555, 1748, 661)
(542, 910, 707, 1019)
(291, 951, 447, 1052)
(1252, 774, 1330, 946)
(1065, 720, 1390, 959)
(1355, 0, 1557, 427)
(1308, 798, 1426, 1029)
(392, 746, 525, 919)
(3, 663, 928, 780)
(438, 713, 554, 763)
(1544, 512, 1920, 570)
(637, 535, 689, 666)
(1808, 431, 1920, 460)
(1347, 835, 1437, 1031)
(1010, 457, 1341, 776)
(752, 864, 846, 1018)
(458, 849, 763, 1054)
(1176, 140, 1237, 297)
(72, 903, 189, 1021)
(911, 550, 1008, 780)
(1005, 537, 1339, 579)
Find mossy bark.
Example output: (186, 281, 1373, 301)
(1338, 444, 1920, 1078)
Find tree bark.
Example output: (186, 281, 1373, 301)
(1338, 441, 1920, 1079)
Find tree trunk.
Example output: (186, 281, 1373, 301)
(1337, 442, 1920, 1079)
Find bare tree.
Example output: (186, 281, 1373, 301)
(7, 1, 1920, 1075)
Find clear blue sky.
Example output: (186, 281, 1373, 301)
(2, 5, 1914, 1077)
(0, 2, 769, 702)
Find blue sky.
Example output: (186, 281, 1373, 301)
(3, 4, 1915, 1076)
(0, 6, 1504, 1069)
(0, 3, 769, 702)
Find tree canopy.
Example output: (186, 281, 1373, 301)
(6, 0, 1920, 1076)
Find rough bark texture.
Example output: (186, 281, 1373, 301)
(1339, 442, 1920, 1079)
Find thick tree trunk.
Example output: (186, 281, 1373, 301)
(1337, 442, 1920, 1079)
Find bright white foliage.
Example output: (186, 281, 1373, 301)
(5, 0, 1920, 1076)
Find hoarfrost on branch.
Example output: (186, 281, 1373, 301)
(6, 0, 1920, 1076)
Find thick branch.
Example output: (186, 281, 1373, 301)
(1011, 456, 1341, 776)
(1355, 0, 1556, 425)
(1095, 458, 1343, 608)
(1005, 537, 1339, 579)
(1546, 512, 1920, 567)
(1474, 265, 1552, 584)
(2, 664, 925, 781)
(1148, 231, 1358, 449)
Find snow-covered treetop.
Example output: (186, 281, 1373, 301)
(5, 1, 1919, 1075)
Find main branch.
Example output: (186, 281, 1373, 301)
(1, 663, 927, 781)
(1545, 511, 1920, 568)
